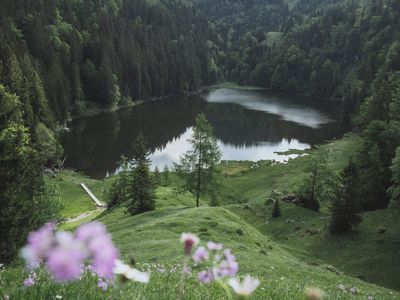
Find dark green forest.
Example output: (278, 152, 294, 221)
(1, 0, 400, 262)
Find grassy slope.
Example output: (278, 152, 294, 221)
(3, 135, 400, 299)
(94, 204, 398, 299)
(51, 170, 103, 219)
(219, 134, 359, 207)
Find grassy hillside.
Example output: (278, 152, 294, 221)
(219, 134, 359, 207)
(3, 135, 400, 299)
(230, 202, 400, 291)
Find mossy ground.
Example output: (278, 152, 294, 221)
(2, 134, 399, 299)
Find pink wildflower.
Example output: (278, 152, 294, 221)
(207, 241, 223, 251)
(46, 232, 86, 282)
(198, 270, 214, 284)
(97, 278, 109, 291)
(193, 246, 209, 263)
(180, 233, 199, 256)
(21, 222, 56, 268)
(75, 222, 119, 278)
(23, 277, 35, 287)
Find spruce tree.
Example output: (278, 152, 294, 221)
(174, 114, 221, 207)
(126, 134, 155, 215)
(163, 165, 170, 186)
(0, 85, 62, 263)
(329, 161, 362, 234)
(154, 166, 161, 187)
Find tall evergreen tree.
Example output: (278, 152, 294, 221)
(126, 134, 155, 215)
(0, 85, 62, 263)
(163, 165, 170, 186)
(175, 114, 221, 207)
(330, 161, 362, 234)
(154, 166, 161, 187)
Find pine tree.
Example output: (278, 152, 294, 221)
(0, 85, 62, 263)
(126, 134, 155, 215)
(154, 166, 161, 187)
(174, 114, 221, 207)
(163, 165, 170, 186)
(272, 199, 281, 218)
(329, 161, 362, 234)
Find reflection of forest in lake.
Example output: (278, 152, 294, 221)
(61, 88, 344, 179)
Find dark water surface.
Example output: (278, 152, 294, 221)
(61, 88, 344, 179)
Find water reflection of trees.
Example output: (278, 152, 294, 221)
(62, 97, 203, 179)
(61, 93, 342, 179)
(203, 103, 342, 147)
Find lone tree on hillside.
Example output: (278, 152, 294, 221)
(330, 160, 362, 234)
(126, 133, 155, 215)
(175, 114, 222, 207)
(298, 147, 337, 211)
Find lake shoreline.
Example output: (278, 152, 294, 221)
(65, 81, 343, 123)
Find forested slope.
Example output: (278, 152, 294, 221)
(0, 0, 215, 124)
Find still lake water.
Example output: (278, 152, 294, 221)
(61, 88, 344, 179)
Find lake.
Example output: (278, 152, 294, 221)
(61, 88, 344, 179)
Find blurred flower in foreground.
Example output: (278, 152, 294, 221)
(21, 222, 55, 269)
(113, 259, 150, 283)
(304, 287, 324, 300)
(21, 221, 119, 282)
(193, 246, 209, 263)
(181, 233, 199, 256)
(23, 277, 35, 287)
(97, 278, 109, 291)
(227, 275, 260, 297)
(194, 243, 239, 284)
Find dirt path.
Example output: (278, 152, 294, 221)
(66, 208, 105, 224)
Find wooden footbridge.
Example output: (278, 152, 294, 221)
(80, 183, 106, 208)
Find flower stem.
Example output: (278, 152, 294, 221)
(177, 256, 189, 300)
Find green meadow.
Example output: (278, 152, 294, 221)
(2, 134, 399, 299)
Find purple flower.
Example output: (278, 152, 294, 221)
(23, 277, 35, 287)
(21, 221, 120, 283)
(193, 247, 209, 263)
(97, 279, 109, 291)
(198, 270, 214, 284)
(207, 241, 223, 251)
(75, 222, 119, 278)
(194, 242, 239, 284)
(21, 222, 56, 268)
(217, 259, 239, 277)
(89, 236, 119, 278)
(75, 222, 107, 244)
(46, 232, 86, 282)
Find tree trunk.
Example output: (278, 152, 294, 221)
(196, 138, 202, 207)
